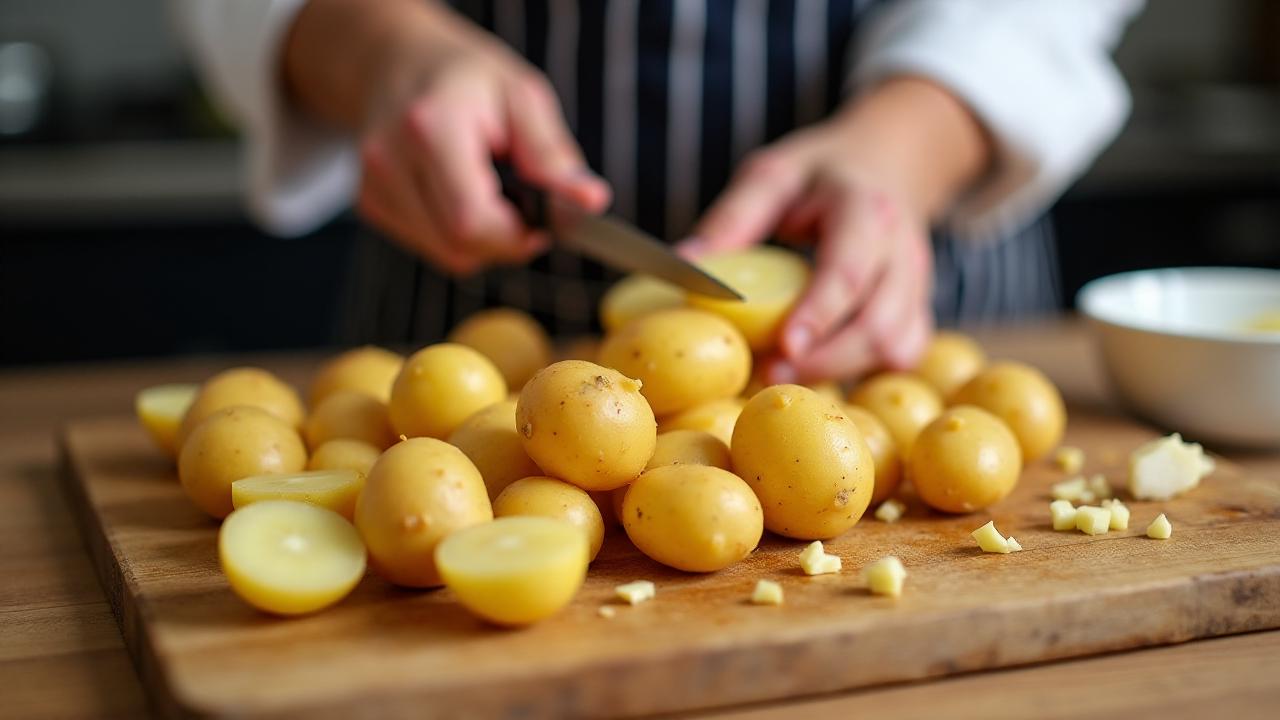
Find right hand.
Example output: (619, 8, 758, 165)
(351, 5, 609, 274)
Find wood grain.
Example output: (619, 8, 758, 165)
(60, 399, 1280, 719)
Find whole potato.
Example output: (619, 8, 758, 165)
(909, 406, 1022, 513)
(179, 405, 307, 519)
(493, 476, 605, 561)
(599, 274, 685, 333)
(516, 360, 656, 491)
(687, 246, 810, 352)
(307, 438, 381, 476)
(732, 385, 874, 540)
(389, 343, 507, 440)
(303, 390, 395, 450)
(622, 464, 762, 572)
(844, 405, 903, 506)
(448, 308, 553, 389)
(646, 429, 732, 471)
(448, 399, 542, 501)
(310, 346, 404, 406)
(848, 372, 942, 454)
(657, 397, 744, 446)
(355, 437, 492, 588)
(951, 361, 1065, 462)
(598, 308, 751, 416)
(177, 367, 304, 450)
(914, 332, 986, 399)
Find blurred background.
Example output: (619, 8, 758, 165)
(1, 0, 1278, 366)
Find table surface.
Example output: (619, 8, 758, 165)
(3, 320, 1278, 720)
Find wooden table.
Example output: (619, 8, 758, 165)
(3, 321, 1278, 719)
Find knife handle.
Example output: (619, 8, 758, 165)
(496, 162, 549, 229)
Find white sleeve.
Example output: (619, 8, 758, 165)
(172, 0, 358, 237)
(851, 0, 1143, 242)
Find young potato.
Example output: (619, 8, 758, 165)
(516, 360, 656, 491)
(492, 476, 605, 561)
(448, 308, 553, 390)
(687, 246, 810, 352)
(844, 405, 903, 506)
(388, 343, 507, 440)
(309, 345, 403, 406)
(177, 367, 305, 450)
(598, 308, 751, 416)
(732, 385, 874, 540)
(646, 430, 732, 471)
(303, 390, 395, 450)
(848, 372, 943, 455)
(657, 397, 744, 446)
(179, 405, 307, 519)
(135, 383, 198, 458)
(448, 399, 542, 501)
(952, 361, 1066, 462)
(599, 274, 686, 333)
(231, 469, 364, 521)
(355, 437, 492, 588)
(909, 406, 1022, 513)
(308, 438, 381, 476)
(914, 332, 987, 399)
(622, 464, 763, 572)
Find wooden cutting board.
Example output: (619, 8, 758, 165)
(60, 409, 1280, 719)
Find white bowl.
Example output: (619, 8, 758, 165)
(1078, 267, 1280, 448)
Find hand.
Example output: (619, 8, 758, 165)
(680, 77, 990, 383)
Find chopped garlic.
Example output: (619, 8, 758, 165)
(597, 605, 618, 619)
(798, 540, 842, 575)
(1075, 506, 1112, 535)
(971, 520, 1012, 553)
(1100, 498, 1130, 530)
(874, 498, 906, 523)
(750, 580, 784, 606)
(1087, 474, 1114, 500)
(1053, 446, 1085, 474)
(863, 556, 907, 597)
(1129, 433, 1215, 501)
(1147, 513, 1173, 539)
(1006, 536, 1023, 552)
(1050, 500, 1078, 531)
(614, 580, 655, 605)
(1051, 476, 1095, 504)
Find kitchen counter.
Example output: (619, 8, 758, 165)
(2, 320, 1278, 719)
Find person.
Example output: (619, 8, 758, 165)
(176, 0, 1141, 383)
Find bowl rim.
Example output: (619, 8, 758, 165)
(1077, 266, 1280, 346)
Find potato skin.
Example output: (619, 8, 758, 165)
(844, 405, 903, 506)
(516, 360, 656, 491)
(179, 405, 307, 519)
(493, 476, 605, 561)
(448, 308, 553, 390)
(657, 398, 744, 446)
(307, 438, 381, 476)
(731, 385, 874, 540)
(951, 361, 1065, 462)
(448, 399, 542, 501)
(622, 464, 763, 572)
(303, 390, 395, 450)
(914, 332, 986, 399)
(646, 430, 732, 471)
(848, 372, 943, 455)
(355, 437, 492, 587)
(909, 406, 1022, 513)
(599, 274, 686, 333)
(309, 346, 404, 406)
(388, 343, 507, 440)
(599, 308, 751, 416)
(177, 367, 305, 450)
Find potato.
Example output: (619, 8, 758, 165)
(598, 308, 751, 416)
(448, 308, 553, 389)
(309, 346, 403, 406)
(909, 406, 1022, 513)
(516, 360, 656, 491)
(308, 438, 380, 476)
(687, 246, 810, 352)
(731, 385, 874, 540)
(622, 464, 762, 572)
(135, 383, 198, 458)
(600, 274, 685, 333)
(493, 476, 605, 561)
(448, 399, 541, 501)
(914, 332, 986, 399)
(303, 389, 395, 450)
(388, 343, 507, 440)
(179, 405, 307, 519)
(848, 372, 942, 454)
(646, 429, 732, 471)
(657, 397, 744, 446)
(844, 405, 903, 505)
(951, 361, 1066, 462)
(177, 368, 305, 450)
(231, 469, 364, 521)
(355, 437, 492, 588)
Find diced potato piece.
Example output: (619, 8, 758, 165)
(863, 556, 907, 597)
(231, 469, 364, 521)
(751, 580, 785, 606)
(874, 498, 907, 523)
(1007, 536, 1023, 552)
(615, 580, 656, 605)
(1147, 513, 1173, 540)
(598, 605, 618, 619)
(1050, 500, 1078, 531)
(1051, 476, 1095, 504)
(798, 540, 842, 575)
(1129, 433, 1215, 501)
(971, 520, 1011, 553)
(1075, 505, 1112, 535)
(1087, 474, 1114, 500)
(1101, 499, 1130, 530)
(135, 383, 199, 457)
(1053, 446, 1085, 475)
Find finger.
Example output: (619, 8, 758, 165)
(867, 237, 934, 370)
(505, 75, 611, 212)
(677, 147, 810, 259)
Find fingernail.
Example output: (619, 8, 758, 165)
(769, 362, 798, 385)
(784, 324, 813, 357)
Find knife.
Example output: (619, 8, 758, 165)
(499, 166, 744, 301)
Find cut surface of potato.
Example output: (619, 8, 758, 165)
(135, 383, 198, 457)
(232, 469, 364, 521)
(687, 246, 810, 352)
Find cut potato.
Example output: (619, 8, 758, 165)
(303, 390, 395, 450)
(848, 372, 943, 455)
(448, 308, 553, 390)
(448, 399, 542, 501)
(309, 346, 403, 406)
(388, 343, 507, 440)
(600, 274, 686, 333)
(135, 383, 198, 457)
(688, 246, 810, 352)
(307, 438, 380, 476)
(179, 405, 308, 519)
(493, 476, 605, 561)
(232, 469, 364, 521)
(177, 368, 305, 451)
(657, 397, 744, 447)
